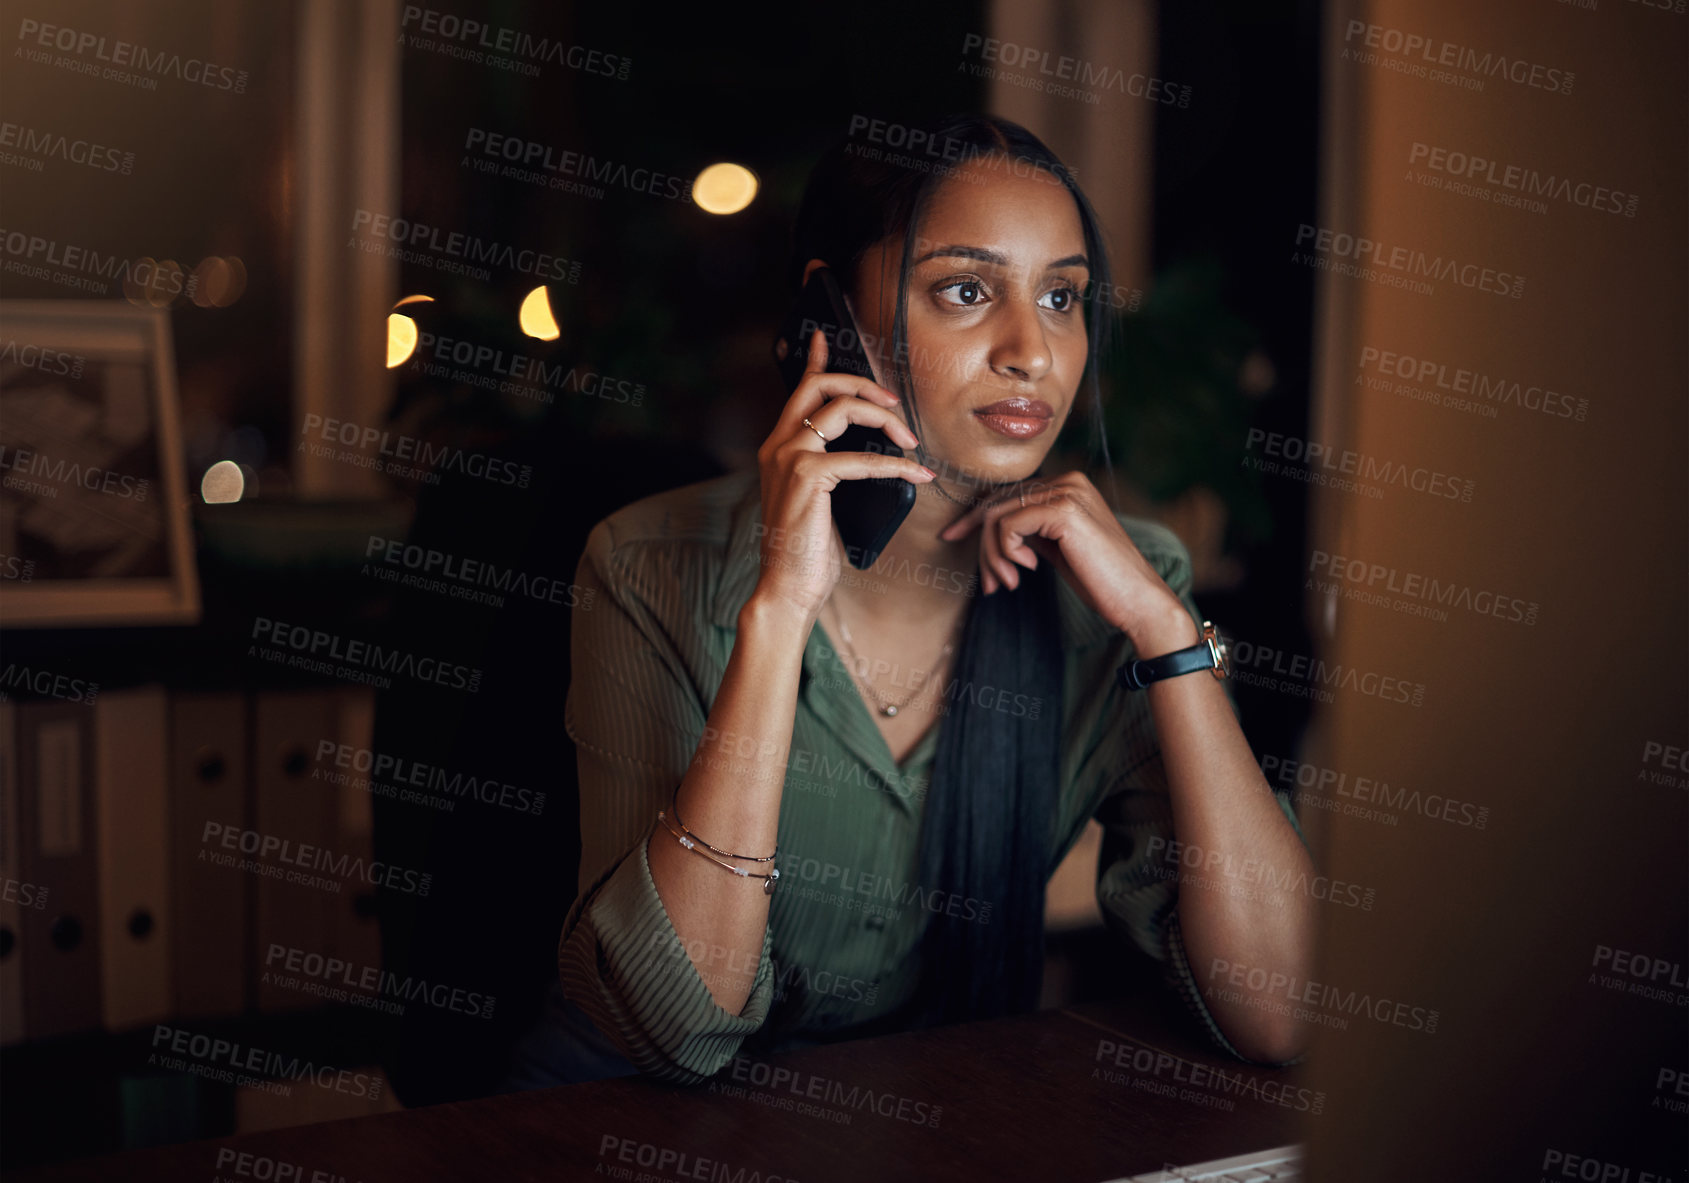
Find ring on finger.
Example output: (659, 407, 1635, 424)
(802, 417, 827, 443)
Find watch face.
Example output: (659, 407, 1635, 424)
(1203, 621, 1230, 680)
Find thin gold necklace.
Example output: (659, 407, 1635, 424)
(925, 472, 979, 507)
(921, 460, 1024, 509)
(825, 598, 958, 718)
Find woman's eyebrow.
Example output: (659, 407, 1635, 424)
(912, 243, 1090, 271)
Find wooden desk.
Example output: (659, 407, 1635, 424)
(18, 985, 1309, 1182)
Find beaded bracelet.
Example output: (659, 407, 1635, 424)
(656, 810, 781, 896)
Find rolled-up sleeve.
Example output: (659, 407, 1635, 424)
(558, 519, 776, 1084)
(1089, 531, 1311, 1067)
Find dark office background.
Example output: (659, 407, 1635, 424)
(0, 0, 1325, 1160)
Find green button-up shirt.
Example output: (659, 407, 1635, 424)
(558, 469, 1305, 1084)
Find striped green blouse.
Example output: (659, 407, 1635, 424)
(558, 468, 1305, 1084)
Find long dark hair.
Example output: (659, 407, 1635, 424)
(787, 113, 1118, 1026)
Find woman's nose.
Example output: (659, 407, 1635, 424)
(988, 304, 1052, 382)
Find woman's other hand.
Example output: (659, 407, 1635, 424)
(937, 471, 1196, 652)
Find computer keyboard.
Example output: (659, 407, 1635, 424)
(1104, 1142, 1304, 1182)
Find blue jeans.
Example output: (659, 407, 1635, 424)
(500, 981, 641, 1090)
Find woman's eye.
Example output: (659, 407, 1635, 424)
(936, 280, 988, 307)
(1039, 286, 1078, 312)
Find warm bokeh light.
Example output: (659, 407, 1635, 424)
(1239, 350, 1276, 397)
(153, 258, 185, 307)
(189, 256, 249, 308)
(200, 460, 245, 503)
(123, 256, 166, 306)
(519, 285, 560, 340)
(692, 162, 758, 215)
(190, 257, 228, 308)
(122, 256, 189, 307)
(387, 296, 433, 367)
(221, 256, 248, 306)
(387, 312, 419, 368)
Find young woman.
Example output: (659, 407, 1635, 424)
(520, 113, 1316, 1087)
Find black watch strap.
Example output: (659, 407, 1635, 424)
(1117, 620, 1228, 692)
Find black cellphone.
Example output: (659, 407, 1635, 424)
(771, 266, 916, 570)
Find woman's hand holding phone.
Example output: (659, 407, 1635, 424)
(751, 329, 934, 627)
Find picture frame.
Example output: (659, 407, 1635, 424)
(0, 300, 199, 628)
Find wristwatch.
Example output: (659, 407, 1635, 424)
(1116, 620, 1230, 691)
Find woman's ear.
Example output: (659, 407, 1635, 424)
(800, 257, 829, 288)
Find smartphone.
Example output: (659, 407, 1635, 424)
(771, 266, 916, 570)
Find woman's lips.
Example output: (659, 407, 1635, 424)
(972, 397, 1053, 439)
